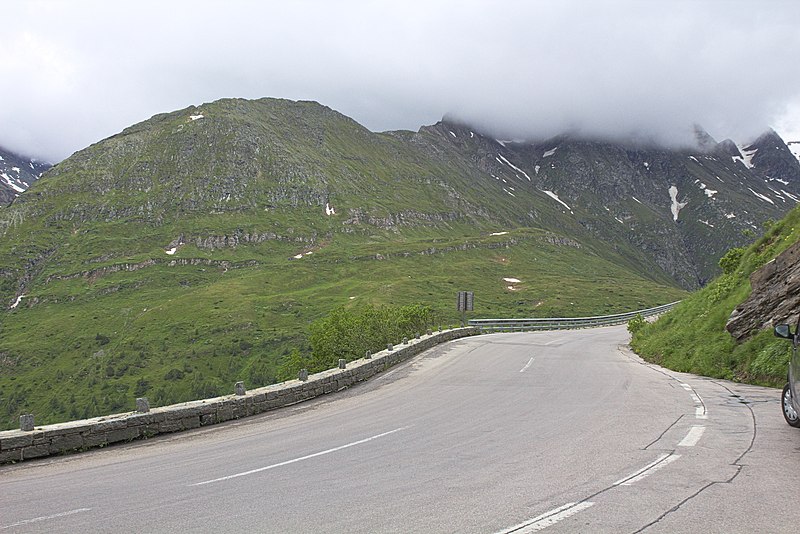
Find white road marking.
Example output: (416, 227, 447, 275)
(680, 382, 707, 418)
(678, 425, 706, 447)
(544, 338, 562, 346)
(496, 502, 595, 533)
(0, 508, 92, 530)
(614, 453, 681, 486)
(191, 427, 409, 486)
(520, 357, 535, 373)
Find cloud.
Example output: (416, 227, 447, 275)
(2, 0, 800, 162)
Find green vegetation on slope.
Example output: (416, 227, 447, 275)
(0, 224, 686, 430)
(631, 208, 800, 386)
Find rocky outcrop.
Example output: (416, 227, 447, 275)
(726, 240, 800, 341)
(0, 146, 50, 205)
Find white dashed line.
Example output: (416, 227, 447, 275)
(496, 502, 595, 533)
(1, 508, 92, 530)
(678, 425, 706, 447)
(520, 357, 535, 373)
(191, 427, 409, 486)
(614, 453, 681, 486)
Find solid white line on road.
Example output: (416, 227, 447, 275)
(496, 502, 595, 533)
(190, 426, 409, 486)
(679, 382, 707, 418)
(678, 425, 706, 447)
(0, 508, 92, 530)
(614, 453, 681, 486)
(520, 357, 535, 373)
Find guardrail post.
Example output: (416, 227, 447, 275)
(338, 359, 347, 369)
(20, 414, 34, 432)
(365, 350, 372, 359)
(234, 381, 246, 396)
(136, 397, 150, 413)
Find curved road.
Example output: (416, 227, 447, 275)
(2, 326, 798, 533)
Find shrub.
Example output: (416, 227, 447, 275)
(627, 314, 646, 335)
(164, 368, 185, 381)
(718, 247, 745, 275)
(307, 304, 434, 373)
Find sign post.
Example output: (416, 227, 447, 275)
(457, 291, 474, 326)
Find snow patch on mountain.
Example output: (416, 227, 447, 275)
(496, 154, 532, 181)
(669, 186, 688, 221)
(749, 188, 775, 204)
(543, 190, 573, 213)
(789, 141, 800, 163)
(733, 145, 758, 169)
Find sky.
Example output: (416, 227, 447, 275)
(2, 0, 800, 163)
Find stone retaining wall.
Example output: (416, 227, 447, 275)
(0, 327, 477, 464)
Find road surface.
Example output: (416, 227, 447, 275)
(2, 326, 798, 533)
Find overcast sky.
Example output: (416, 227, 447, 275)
(3, 0, 800, 162)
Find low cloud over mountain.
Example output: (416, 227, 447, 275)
(2, 0, 799, 162)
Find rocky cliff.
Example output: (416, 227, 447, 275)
(0, 146, 50, 205)
(726, 239, 800, 341)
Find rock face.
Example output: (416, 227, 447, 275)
(726, 240, 800, 341)
(0, 146, 50, 205)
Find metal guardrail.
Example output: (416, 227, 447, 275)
(468, 302, 679, 332)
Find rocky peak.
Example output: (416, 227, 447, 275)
(693, 124, 718, 152)
(0, 145, 51, 205)
(746, 129, 800, 190)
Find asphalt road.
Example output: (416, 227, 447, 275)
(2, 326, 799, 533)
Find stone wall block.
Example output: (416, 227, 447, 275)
(95, 419, 129, 433)
(49, 433, 84, 454)
(181, 416, 201, 430)
(105, 427, 141, 444)
(216, 405, 235, 423)
(158, 420, 184, 433)
(22, 444, 51, 460)
(2, 434, 34, 450)
(81, 433, 108, 448)
(200, 414, 216, 426)
(0, 449, 22, 463)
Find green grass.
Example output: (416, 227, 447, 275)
(631, 209, 800, 386)
(0, 223, 686, 430)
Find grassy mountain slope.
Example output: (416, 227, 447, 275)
(631, 206, 800, 386)
(0, 96, 780, 429)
